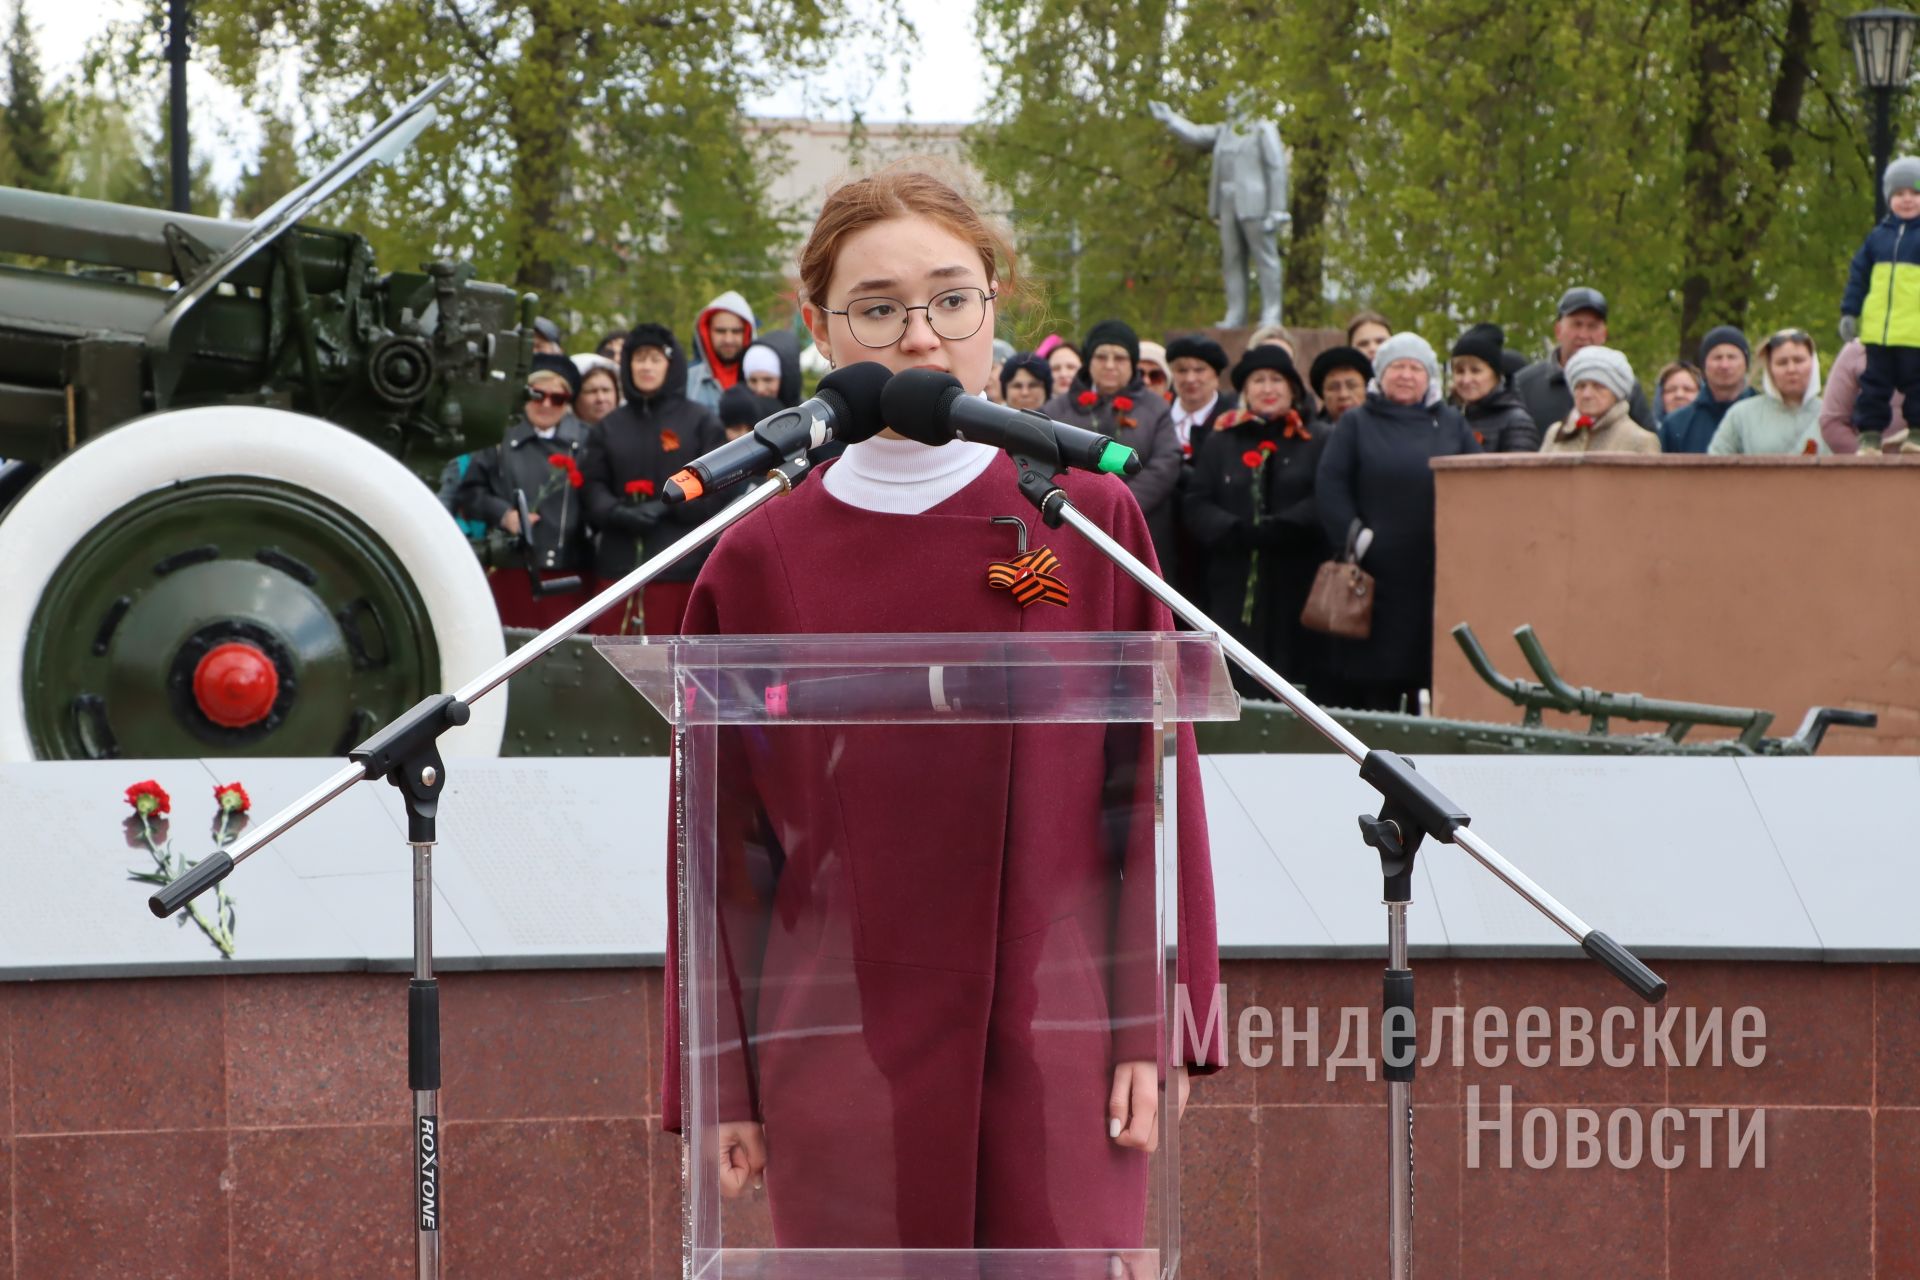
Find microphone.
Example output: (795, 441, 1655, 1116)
(664, 361, 891, 503)
(878, 369, 1142, 477)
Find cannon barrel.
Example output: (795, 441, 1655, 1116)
(0, 186, 352, 294)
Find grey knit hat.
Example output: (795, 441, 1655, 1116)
(1886, 156, 1920, 200)
(1564, 344, 1635, 402)
(1371, 332, 1441, 391)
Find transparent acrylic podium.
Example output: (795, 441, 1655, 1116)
(597, 632, 1237, 1280)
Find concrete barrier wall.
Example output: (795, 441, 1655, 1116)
(1432, 454, 1920, 753)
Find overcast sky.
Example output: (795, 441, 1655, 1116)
(24, 0, 990, 187)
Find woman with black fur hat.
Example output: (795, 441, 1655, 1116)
(579, 322, 726, 635)
(1448, 324, 1540, 452)
(1043, 318, 1182, 571)
(1182, 345, 1333, 697)
(1309, 346, 1373, 429)
(998, 350, 1053, 410)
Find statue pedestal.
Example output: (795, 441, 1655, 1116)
(1175, 325, 1346, 370)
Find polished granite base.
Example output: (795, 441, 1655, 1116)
(0, 959, 1906, 1278)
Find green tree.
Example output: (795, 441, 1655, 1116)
(232, 112, 301, 219)
(4, 1, 64, 192)
(94, 0, 898, 339)
(970, 0, 1225, 346)
(972, 0, 1903, 374)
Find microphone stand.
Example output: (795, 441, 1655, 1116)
(148, 457, 814, 1280)
(1003, 448, 1667, 1280)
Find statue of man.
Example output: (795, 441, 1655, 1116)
(1149, 96, 1290, 328)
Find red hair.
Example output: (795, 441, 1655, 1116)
(798, 159, 1019, 308)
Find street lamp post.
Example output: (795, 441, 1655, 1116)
(1848, 8, 1920, 219)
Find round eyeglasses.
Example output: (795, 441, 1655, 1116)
(820, 287, 998, 348)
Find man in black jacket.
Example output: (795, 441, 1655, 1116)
(1513, 287, 1655, 433)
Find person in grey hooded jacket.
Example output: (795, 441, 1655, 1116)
(686, 290, 757, 411)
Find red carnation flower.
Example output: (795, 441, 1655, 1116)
(661, 429, 681, 452)
(566, 462, 584, 489)
(547, 453, 572, 470)
(1241, 450, 1264, 469)
(1076, 391, 1099, 408)
(1258, 440, 1278, 453)
(1113, 395, 1134, 412)
(213, 782, 251, 814)
(1575, 415, 1594, 430)
(125, 780, 171, 816)
(625, 479, 656, 498)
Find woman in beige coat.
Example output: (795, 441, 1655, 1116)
(1541, 345, 1662, 454)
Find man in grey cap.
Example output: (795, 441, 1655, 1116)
(532, 316, 564, 356)
(1513, 287, 1654, 432)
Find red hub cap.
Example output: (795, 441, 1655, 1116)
(192, 642, 280, 728)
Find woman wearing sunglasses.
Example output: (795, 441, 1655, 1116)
(579, 323, 725, 634)
(454, 352, 594, 628)
(662, 160, 1224, 1255)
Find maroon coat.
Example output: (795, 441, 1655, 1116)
(661, 454, 1224, 1250)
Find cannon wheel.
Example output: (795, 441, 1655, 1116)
(0, 406, 507, 760)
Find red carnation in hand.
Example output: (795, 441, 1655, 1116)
(568, 463, 584, 488)
(625, 479, 656, 497)
(1258, 439, 1278, 453)
(1113, 395, 1134, 412)
(1241, 449, 1264, 469)
(213, 782, 251, 814)
(125, 780, 171, 816)
(547, 453, 572, 470)
(1076, 391, 1099, 408)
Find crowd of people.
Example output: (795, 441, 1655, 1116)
(438, 157, 1920, 712)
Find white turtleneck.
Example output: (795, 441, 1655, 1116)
(823, 433, 999, 514)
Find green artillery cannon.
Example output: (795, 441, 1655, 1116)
(0, 78, 534, 760)
(485, 623, 1877, 758)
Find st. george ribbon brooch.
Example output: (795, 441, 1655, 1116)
(986, 516, 1070, 610)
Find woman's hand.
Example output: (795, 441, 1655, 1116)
(1109, 1061, 1157, 1149)
(715, 1121, 767, 1198)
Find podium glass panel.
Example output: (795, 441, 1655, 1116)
(598, 633, 1235, 1280)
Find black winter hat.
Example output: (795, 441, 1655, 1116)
(1308, 345, 1375, 397)
(1698, 325, 1751, 367)
(1450, 323, 1506, 370)
(619, 321, 689, 404)
(1165, 334, 1229, 373)
(1082, 319, 1141, 371)
(529, 352, 582, 397)
(1230, 343, 1307, 405)
(1498, 348, 1529, 382)
(998, 351, 1052, 399)
(718, 386, 781, 430)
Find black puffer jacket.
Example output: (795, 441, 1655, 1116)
(1459, 386, 1541, 452)
(580, 322, 726, 583)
